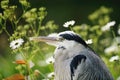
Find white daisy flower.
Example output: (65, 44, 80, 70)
(63, 20, 75, 28)
(109, 55, 119, 62)
(85, 39, 93, 44)
(10, 38, 24, 49)
(47, 72, 55, 78)
(101, 21, 116, 31)
(46, 56, 55, 64)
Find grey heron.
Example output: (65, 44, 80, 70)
(30, 31, 114, 80)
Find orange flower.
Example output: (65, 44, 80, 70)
(4, 74, 25, 80)
(15, 60, 26, 64)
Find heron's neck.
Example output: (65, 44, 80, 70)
(54, 41, 87, 80)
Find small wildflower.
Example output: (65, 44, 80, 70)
(14, 60, 26, 64)
(101, 21, 116, 31)
(46, 56, 55, 64)
(109, 55, 119, 62)
(10, 38, 24, 49)
(104, 45, 118, 54)
(47, 72, 55, 78)
(85, 39, 93, 44)
(63, 20, 75, 27)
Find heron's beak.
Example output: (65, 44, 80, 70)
(29, 36, 60, 42)
(29, 36, 61, 46)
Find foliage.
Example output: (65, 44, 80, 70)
(0, 0, 120, 80)
(0, 0, 57, 80)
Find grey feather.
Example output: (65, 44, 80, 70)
(72, 48, 114, 80)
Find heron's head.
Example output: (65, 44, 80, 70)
(30, 31, 88, 49)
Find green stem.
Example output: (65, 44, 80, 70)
(16, 11, 24, 24)
(43, 27, 48, 36)
(3, 28, 11, 37)
(37, 20, 42, 35)
(1, 20, 11, 37)
(26, 60, 31, 80)
(10, 20, 15, 30)
(18, 49, 26, 61)
(16, 4, 28, 25)
(111, 29, 118, 46)
(30, 24, 37, 36)
(70, 26, 74, 31)
(111, 30, 116, 39)
(20, 51, 30, 80)
(39, 71, 48, 79)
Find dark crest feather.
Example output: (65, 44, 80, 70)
(59, 32, 87, 47)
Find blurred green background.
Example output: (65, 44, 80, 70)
(0, 0, 120, 80)
(33, 0, 119, 25)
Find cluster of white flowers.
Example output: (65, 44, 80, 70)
(104, 36, 120, 55)
(104, 45, 119, 54)
(10, 38, 24, 49)
(117, 76, 120, 80)
(109, 55, 119, 62)
(46, 56, 55, 64)
(115, 37, 120, 43)
(101, 21, 116, 31)
(85, 39, 93, 44)
(63, 20, 75, 28)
